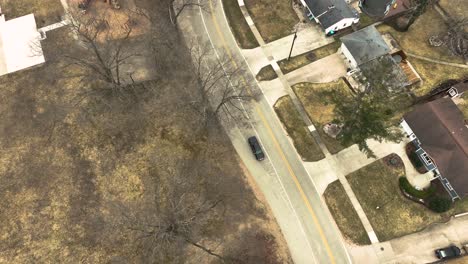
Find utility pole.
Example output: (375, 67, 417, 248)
(288, 30, 298, 61)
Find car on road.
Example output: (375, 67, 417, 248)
(248, 136, 265, 161)
(435, 245, 461, 260)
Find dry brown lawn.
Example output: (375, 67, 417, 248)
(293, 80, 352, 154)
(0, 0, 64, 27)
(324, 181, 370, 245)
(274, 96, 325, 161)
(244, 0, 299, 42)
(409, 58, 468, 96)
(222, 0, 259, 48)
(377, 8, 463, 63)
(439, 0, 468, 20)
(256, 64, 278, 81)
(0, 1, 293, 262)
(347, 159, 442, 241)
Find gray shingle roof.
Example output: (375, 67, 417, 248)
(304, 0, 357, 29)
(360, 0, 393, 18)
(340, 25, 390, 66)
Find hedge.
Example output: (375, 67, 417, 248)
(428, 196, 452, 213)
(408, 151, 423, 169)
(399, 177, 435, 199)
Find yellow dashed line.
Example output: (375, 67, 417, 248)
(207, 1, 337, 263)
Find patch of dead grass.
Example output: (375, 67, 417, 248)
(274, 96, 325, 161)
(292, 80, 352, 154)
(377, 8, 463, 63)
(409, 58, 468, 96)
(324, 181, 371, 245)
(244, 0, 299, 42)
(346, 159, 443, 241)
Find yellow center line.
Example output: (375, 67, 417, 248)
(207, 1, 337, 263)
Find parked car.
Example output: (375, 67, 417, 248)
(435, 245, 461, 260)
(248, 136, 265, 161)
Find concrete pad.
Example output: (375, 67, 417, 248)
(303, 160, 338, 194)
(285, 53, 347, 85)
(263, 25, 334, 61)
(258, 78, 288, 106)
(307, 125, 316, 132)
(241, 47, 270, 75)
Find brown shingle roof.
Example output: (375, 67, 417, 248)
(405, 98, 468, 198)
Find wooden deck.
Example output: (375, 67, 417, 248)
(400, 60, 421, 85)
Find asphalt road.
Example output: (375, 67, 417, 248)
(179, 1, 352, 263)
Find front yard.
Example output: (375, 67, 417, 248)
(324, 182, 370, 245)
(292, 80, 352, 154)
(244, 0, 299, 42)
(222, 0, 259, 49)
(274, 96, 325, 161)
(1, 0, 64, 27)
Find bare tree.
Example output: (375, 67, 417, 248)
(430, 19, 468, 60)
(187, 42, 251, 130)
(62, 10, 143, 96)
(169, 0, 209, 25)
(118, 160, 229, 263)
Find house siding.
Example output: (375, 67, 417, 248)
(340, 42, 358, 69)
(325, 17, 359, 34)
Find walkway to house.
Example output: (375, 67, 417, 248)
(407, 53, 468, 69)
(285, 53, 347, 85)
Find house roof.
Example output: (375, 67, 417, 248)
(404, 98, 468, 198)
(360, 0, 393, 18)
(304, 0, 357, 29)
(340, 25, 390, 66)
(359, 54, 408, 90)
(0, 14, 45, 76)
(452, 79, 468, 94)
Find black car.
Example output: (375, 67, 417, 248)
(435, 245, 461, 260)
(248, 136, 265, 161)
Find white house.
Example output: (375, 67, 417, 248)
(0, 13, 45, 76)
(301, 0, 359, 35)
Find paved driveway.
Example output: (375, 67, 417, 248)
(285, 53, 347, 85)
(348, 214, 468, 263)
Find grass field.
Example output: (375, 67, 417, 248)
(346, 159, 444, 241)
(274, 96, 325, 161)
(377, 8, 463, 64)
(293, 80, 352, 154)
(324, 181, 371, 245)
(278, 41, 341, 74)
(244, 0, 299, 42)
(222, 0, 259, 49)
(409, 58, 468, 96)
(0, 0, 64, 28)
(256, 65, 278, 81)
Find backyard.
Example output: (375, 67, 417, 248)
(292, 80, 352, 154)
(0, 0, 64, 27)
(244, 0, 299, 42)
(409, 58, 468, 96)
(274, 96, 325, 161)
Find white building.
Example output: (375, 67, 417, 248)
(301, 0, 359, 35)
(0, 13, 45, 76)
